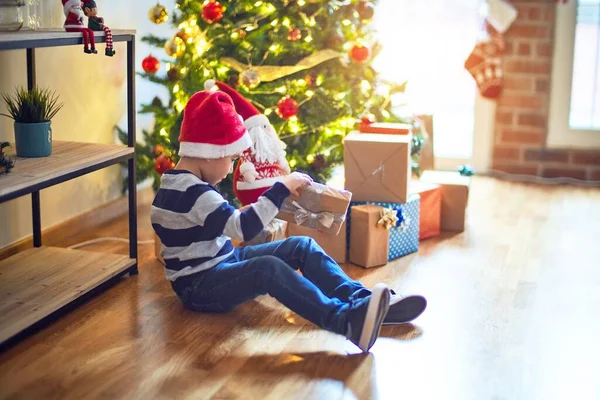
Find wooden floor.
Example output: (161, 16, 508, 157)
(0, 176, 599, 400)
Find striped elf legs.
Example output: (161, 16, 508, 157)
(102, 25, 115, 57)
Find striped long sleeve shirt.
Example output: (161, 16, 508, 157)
(150, 170, 290, 281)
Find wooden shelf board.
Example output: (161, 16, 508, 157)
(0, 141, 133, 202)
(0, 246, 135, 344)
(0, 29, 135, 50)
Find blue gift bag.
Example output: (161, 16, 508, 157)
(347, 194, 420, 261)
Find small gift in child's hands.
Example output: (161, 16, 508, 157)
(278, 182, 352, 236)
(241, 219, 288, 246)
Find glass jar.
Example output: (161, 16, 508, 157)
(0, 0, 25, 31)
(25, 0, 62, 29)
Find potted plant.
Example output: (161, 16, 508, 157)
(1, 86, 63, 158)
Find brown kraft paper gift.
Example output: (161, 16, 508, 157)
(349, 205, 390, 268)
(287, 221, 347, 264)
(277, 182, 352, 236)
(420, 170, 471, 232)
(344, 131, 412, 204)
(237, 219, 288, 247)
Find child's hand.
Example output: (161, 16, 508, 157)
(281, 172, 312, 196)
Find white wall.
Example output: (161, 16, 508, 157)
(0, 0, 175, 248)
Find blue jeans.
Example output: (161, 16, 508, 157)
(171, 236, 372, 335)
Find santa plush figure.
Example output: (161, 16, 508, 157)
(204, 80, 291, 206)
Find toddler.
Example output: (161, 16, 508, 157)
(151, 90, 426, 352)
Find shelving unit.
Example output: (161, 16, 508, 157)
(0, 29, 138, 344)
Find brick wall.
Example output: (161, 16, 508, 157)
(492, 0, 600, 181)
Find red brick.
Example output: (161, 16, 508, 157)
(509, 23, 549, 39)
(537, 43, 552, 57)
(518, 113, 547, 128)
(536, 79, 549, 93)
(503, 41, 515, 55)
(497, 111, 514, 125)
(544, 8, 554, 22)
(542, 167, 587, 180)
(524, 149, 569, 163)
(572, 151, 600, 166)
(499, 94, 543, 109)
(494, 146, 521, 161)
(492, 163, 539, 176)
(589, 169, 600, 181)
(504, 76, 534, 91)
(528, 7, 543, 21)
(518, 43, 531, 56)
(501, 129, 545, 145)
(504, 60, 551, 75)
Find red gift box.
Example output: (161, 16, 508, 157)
(359, 122, 412, 135)
(410, 180, 441, 240)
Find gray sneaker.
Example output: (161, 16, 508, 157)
(346, 283, 391, 352)
(383, 294, 427, 325)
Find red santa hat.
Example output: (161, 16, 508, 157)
(62, 0, 78, 13)
(204, 79, 269, 132)
(203, 79, 289, 166)
(178, 90, 252, 159)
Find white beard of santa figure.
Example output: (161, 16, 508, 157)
(204, 80, 291, 206)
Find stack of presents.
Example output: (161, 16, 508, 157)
(155, 122, 472, 268)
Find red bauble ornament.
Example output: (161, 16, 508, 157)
(287, 27, 302, 41)
(142, 55, 160, 74)
(155, 154, 175, 174)
(349, 43, 371, 63)
(276, 97, 299, 120)
(202, 0, 224, 24)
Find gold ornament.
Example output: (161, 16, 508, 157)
(240, 69, 261, 88)
(221, 49, 342, 83)
(149, 2, 168, 24)
(377, 208, 399, 230)
(164, 36, 186, 58)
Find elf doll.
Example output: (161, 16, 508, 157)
(61, 0, 97, 54)
(204, 79, 291, 206)
(82, 0, 115, 57)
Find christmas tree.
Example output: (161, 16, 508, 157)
(121, 0, 425, 204)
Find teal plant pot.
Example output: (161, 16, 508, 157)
(14, 121, 52, 157)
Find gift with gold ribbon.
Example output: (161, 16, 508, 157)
(278, 182, 352, 236)
(346, 195, 420, 262)
(350, 205, 390, 268)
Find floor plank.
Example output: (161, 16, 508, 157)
(0, 176, 599, 400)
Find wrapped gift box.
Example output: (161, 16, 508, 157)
(359, 122, 412, 135)
(346, 194, 420, 261)
(420, 170, 470, 232)
(278, 182, 351, 236)
(409, 180, 441, 240)
(234, 219, 288, 247)
(344, 131, 411, 204)
(349, 205, 390, 268)
(287, 221, 347, 264)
